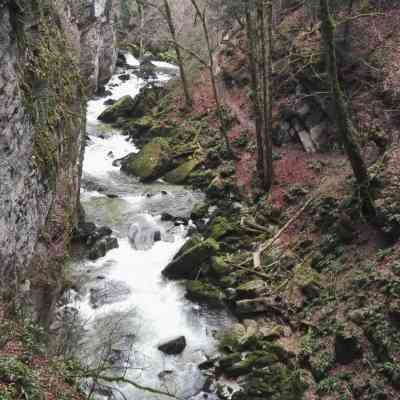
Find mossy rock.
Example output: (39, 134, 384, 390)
(162, 238, 219, 279)
(120, 137, 172, 181)
(209, 216, 235, 240)
(209, 256, 230, 277)
(225, 350, 280, 377)
(232, 364, 309, 400)
(219, 323, 247, 352)
(163, 159, 200, 185)
(173, 235, 202, 260)
(186, 280, 226, 307)
(237, 280, 266, 299)
(98, 95, 137, 123)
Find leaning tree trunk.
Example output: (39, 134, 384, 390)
(320, 0, 375, 216)
(163, 0, 192, 111)
(245, 1, 264, 184)
(257, 0, 273, 192)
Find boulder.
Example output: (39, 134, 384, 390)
(235, 297, 281, 317)
(163, 159, 200, 184)
(158, 336, 186, 355)
(121, 137, 172, 181)
(162, 238, 219, 279)
(236, 280, 266, 299)
(98, 95, 137, 123)
(186, 280, 226, 308)
(88, 236, 119, 260)
(89, 279, 131, 308)
(128, 214, 163, 250)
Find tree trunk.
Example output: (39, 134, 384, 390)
(163, 0, 192, 111)
(257, 0, 273, 192)
(320, 0, 375, 216)
(245, 1, 264, 183)
(190, 0, 234, 158)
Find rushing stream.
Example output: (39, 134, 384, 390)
(67, 53, 232, 399)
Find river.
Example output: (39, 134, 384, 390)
(67, 53, 232, 400)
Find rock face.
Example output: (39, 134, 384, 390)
(0, 0, 118, 319)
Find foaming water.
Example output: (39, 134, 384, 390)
(69, 56, 232, 399)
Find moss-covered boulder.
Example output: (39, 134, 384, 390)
(186, 280, 226, 307)
(208, 216, 235, 240)
(237, 280, 266, 299)
(219, 323, 247, 352)
(209, 256, 231, 277)
(98, 95, 136, 123)
(163, 159, 200, 184)
(224, 350, 280, 378)
(120, 137, 172, 181)
(162, 238, 219, 279)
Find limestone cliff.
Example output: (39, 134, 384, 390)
(0, 0, 118, 319)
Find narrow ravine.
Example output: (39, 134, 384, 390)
(67, 54, 232, 400)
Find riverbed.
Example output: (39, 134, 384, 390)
(67, 54, 232, 400)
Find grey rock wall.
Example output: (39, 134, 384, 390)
(0, 0, 118, 318)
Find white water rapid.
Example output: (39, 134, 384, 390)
(68, 54, 232, 400)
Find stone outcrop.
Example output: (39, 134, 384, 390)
(0, 0, 118, 320)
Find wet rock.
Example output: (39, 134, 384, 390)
(158, 336, 186, 355)
(158, 370, 174, 379)
(186, 280, 226, 308)
(118, 73, 130, 81)
(236, 280, 266, 299)
(103, 99, 116, 106)
(98, 95, 137, 123)
(128, 214, 163, 250)
(162, 238, 219, 279)
(89, 279, 131, 308)
(88, 236, 119, 260)
(73, 222, 96, 242)
(235, 297, 281, 317)
(121, 137, 173, 181)
(81, 178, 107, 192)
(163, 159, 200, 184)
(116, 52, 127, 68)
(86, 226, 113, 247)
(137, 58, 157, 80)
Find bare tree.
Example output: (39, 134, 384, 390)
(189, 0, 235, 157)
(320, 0, 375, 216)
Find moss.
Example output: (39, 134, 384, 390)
(186, 280, 226, 307)
(19, 0, 85, 185)
(163, 159, 200, 184)
(162, 238, 219, 279)
(209, 216, 235, 240)
(98, 95, 136, 123)
(121, 137, 172, 181)
(209, 256, 230, 277)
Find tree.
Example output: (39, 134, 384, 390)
(257, 0, 273, 191)
(190, 0, 235, 157)
(245, 0, 264, 183)
(162, 0, 193, 110)
(136, 0, 193, 111)
(320, 0, 375, 216)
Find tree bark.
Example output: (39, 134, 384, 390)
(162, 0, 192, 110)
(320, 0, 375, 216)
(245, 1, 264, 183)
(190, 0, 235, 158)
(257, 0, 273, 192)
